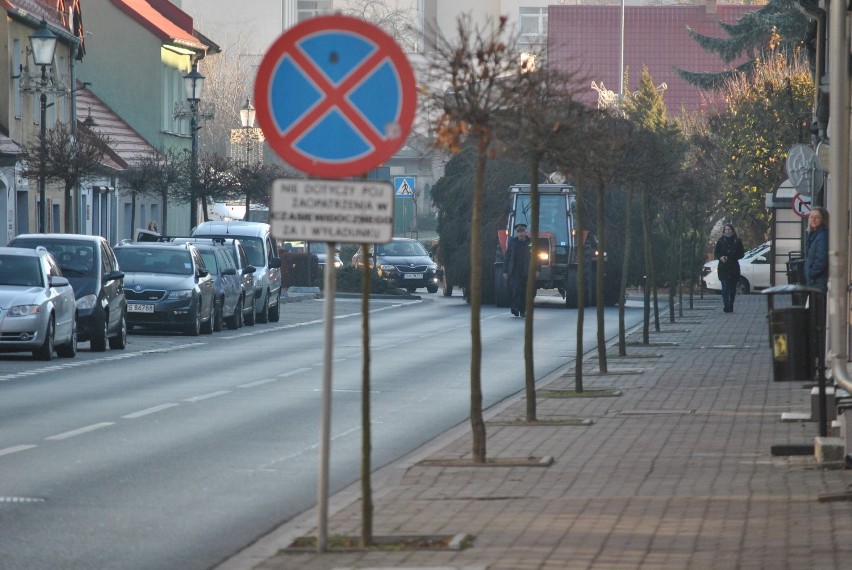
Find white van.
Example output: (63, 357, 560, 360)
(192, 221, 282, 323)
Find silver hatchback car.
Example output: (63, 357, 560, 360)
(0, 247, 78, 360)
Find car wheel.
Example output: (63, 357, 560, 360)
(56, 317, 78, 358)
(90, 310, 108, 352)
(268, 290, 281, 323)
(109, 312, 128, 350)
(185, 305, 201, 336)
(426, 284, 439, 294)
(33, 316, 55, 361)
(212, 297, 224, 332)
(737, 277, 751, 295)
(256, 290, 269, 324)
(226, 297, 242, 330)
(244, 296, 256, 326)
(200, 299, 214, 335)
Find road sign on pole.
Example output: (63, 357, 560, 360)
(254, 15, 416, 178)
(792, 192, 812, 218)
(270, 178, 394, 243)
(394, 176, 415, 198)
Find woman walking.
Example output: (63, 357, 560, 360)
(714, 223, 745, 313)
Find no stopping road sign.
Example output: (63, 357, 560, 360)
(254, 15, 416, 178)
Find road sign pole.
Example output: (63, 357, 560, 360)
(317, 241, 337, 552)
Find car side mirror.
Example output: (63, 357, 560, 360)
(244, 265, 257, 275)
(50, 275, 70, 288)
(197, 268, 209, 278)
(104, 270, 125, 282)
(222, 267, 237, 276)
(269, 257, 282, 269)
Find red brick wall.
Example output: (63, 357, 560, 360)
(548, 5, 761, 113)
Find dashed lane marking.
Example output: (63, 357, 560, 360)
(121, 403, 180, 419)
(45, 422, 114, 441)
(0, 445, 37, 457)
(183, 390, 231, 403)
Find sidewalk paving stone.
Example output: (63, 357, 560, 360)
(228, 293, 852, 570)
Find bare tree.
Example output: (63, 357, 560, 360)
(21, 121, 110, 232)
(343, 0, 419, 52)
(496, 66, 589, 420)
(423, 14, 528, 462)
(136, 147, 188, 232)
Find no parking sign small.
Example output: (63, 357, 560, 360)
(792, 193, 812, 218)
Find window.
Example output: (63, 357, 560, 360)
(297, 0, 332, 22)
(519, 7, 547, 46)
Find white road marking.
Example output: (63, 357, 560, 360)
(45, 422, 114, 441)
(238, 378, 277, 388)
(184, 390, 231, 403)
(0, 445, 37, 457)
(277, 367, 312, 378)
(122, 403, 180, 419)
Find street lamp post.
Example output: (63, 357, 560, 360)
(183, 63, 205, 230)
(29, 20, 58, 233)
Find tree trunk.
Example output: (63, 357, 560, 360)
(575, 177, 585, 393)
(244, 195, 252, 221)
(359, 243, 373, 548)
(618, 186, 634, 357)
(131, 189, 137, 239)
(160, 189, 169, 234)
(64, 184, 74, 233)
(641, 187, 651, 345)
(524, 157, 540, 422)
(469, 134, 489, 463)
(595, 181, 607, 373)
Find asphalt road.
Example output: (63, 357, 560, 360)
(0, 291, 644, 570)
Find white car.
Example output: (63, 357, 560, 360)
(0, 247, 78, 360)
(702, 241, 771, 294)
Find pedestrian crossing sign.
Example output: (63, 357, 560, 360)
(394, 176, 415, 198)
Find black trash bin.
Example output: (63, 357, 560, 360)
(769, 306, 813, 382)
(786, 252, 805, 306)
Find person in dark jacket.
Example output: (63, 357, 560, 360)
(504, 223, 531, 317)
(714, 223, 745, 313)
(804, 207, 829, 294)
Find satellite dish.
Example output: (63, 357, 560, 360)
(786, 144, 823, 195)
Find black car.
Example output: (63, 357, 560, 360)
(172, 237, 257, 326)
(352, 238, 440, 293)
(8, 234, 127, 351)
(113, 242, 215, 336)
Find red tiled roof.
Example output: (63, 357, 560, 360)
(109, 0, 206, 51)
(75, 82, 158, 171)
(548, 5, 762, 113)
(1, 0, 72, 31)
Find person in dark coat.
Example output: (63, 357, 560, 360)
(714, 223, 745, 313)
(504, 223, 531, 317)
(804, 207, 829, 294)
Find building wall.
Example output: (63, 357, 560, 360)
(547, 4, 761, 113)
(78, 0, 173, 149)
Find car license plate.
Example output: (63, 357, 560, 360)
(403, 273, 423, 280)
(128, 303, 154, 313)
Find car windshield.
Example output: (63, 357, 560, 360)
(10, 239, 95, 277)
(0, 255, 43, 287)
(743, 243, 769, 260)
(238, 237, 265, 266)
(376, 241, 427, 257)
(115, 248, 193, 275)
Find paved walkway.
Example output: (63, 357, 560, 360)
(222, 292, 852, 570)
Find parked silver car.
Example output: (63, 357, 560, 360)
(0, 247, 78, 360)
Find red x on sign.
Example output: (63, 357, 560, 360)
(254, 15, 416, 178)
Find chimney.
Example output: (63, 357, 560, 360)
(706, 0, 717, 14)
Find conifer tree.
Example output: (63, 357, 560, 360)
(677, 0, 812, 89)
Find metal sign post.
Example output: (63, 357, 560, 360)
(257, 14, 413, 551)
(270, 178, 393, 549)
